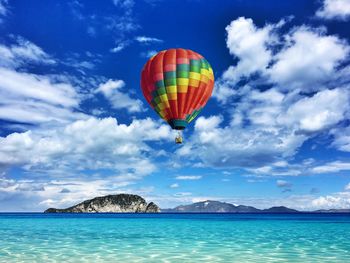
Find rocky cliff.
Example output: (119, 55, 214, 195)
(44, 194, 160, 213)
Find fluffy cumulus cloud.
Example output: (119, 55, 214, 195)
(180, 85, 350, 169)
(177, 114, 306, 169)
(311, 192, 350, 209)
(204, 16, 350, 174)
(268, 27, 349, 91)
(214, 17, 277, 103)
(280, 88, 349, 133)
(178, 85, 350, 172)
(316, 0, 350, 20)
(215, 17, 349, 104)
(0, 117, 171, 211)
(223, 17, 275, 82)
(0, 117, 171, 173)
(95, 79, 144, 112)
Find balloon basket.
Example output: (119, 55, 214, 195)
(175, 132, 183, 144)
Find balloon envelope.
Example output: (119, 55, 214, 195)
(141, 48, 214, 130)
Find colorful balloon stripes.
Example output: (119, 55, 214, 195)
(141, 49, 214, 130)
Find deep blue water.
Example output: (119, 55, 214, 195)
(1, 213, 350, 262)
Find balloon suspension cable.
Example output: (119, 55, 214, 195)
(175, 130, 183, 144)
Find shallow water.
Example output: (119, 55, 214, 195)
(0, 213, 350, 262)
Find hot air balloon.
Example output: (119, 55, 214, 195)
(141, 48, 214, 143)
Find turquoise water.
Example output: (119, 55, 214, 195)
(1, 213, 350, 262)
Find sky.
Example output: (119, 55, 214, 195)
(0, 0, 350, 212)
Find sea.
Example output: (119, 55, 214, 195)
(0, 213, 349, 262)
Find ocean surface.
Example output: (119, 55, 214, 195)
(0, 213, 350, 262)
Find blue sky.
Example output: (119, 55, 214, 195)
(1, 0, 350, 211)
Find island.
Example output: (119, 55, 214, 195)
(44, 194, 160, 213)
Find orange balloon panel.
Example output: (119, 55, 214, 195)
(141, 49, 214, 130)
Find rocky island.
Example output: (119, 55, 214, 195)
(44, 194, 160, 213)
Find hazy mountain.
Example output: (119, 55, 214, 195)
(262, 206, 299, 213)
(314, 209, 350, 213)
(162, 200, 261, 213)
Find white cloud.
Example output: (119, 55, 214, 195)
(135, 36, 163, 44)
(106, 0, 138, 34)
(95, 79, 144, 112)
(194, 115, 222, 132)
(311, 161, 350, 173)
(180, 86, 349, 171)
(248, 161, 303, 177)
(0, 37, 55, 68)
(215, 18, 350, 104)
(63, 57, 95, 71)
(0, 37, 92, 126)
(110, 42, 128, 53)
(0, 68, 78, 107)
(175, 175, 202, 180)
(345, 183, 350, 191)
(311, 192, 350, 209)
(205, 17, 350, 172)
(276, 180, 292, 188)
(96, 79, 125, 96)
(331, 126, 350, 152)
(246, 88, 285, 127)
(0, 67, 85, 124)
(213, 79, 237, 104)
(177, 111, 306, 168)
(316, 0, 350, 20)
(170, 183, 179, 188)
(281, 88, 349, 132)
(223, 17, 275, 82)
(214, 17, 276, 103)
(268, 27, 349, 91)
(0, 117, 172, 174)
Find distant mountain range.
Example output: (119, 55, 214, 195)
(161, 200, 349, 213)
